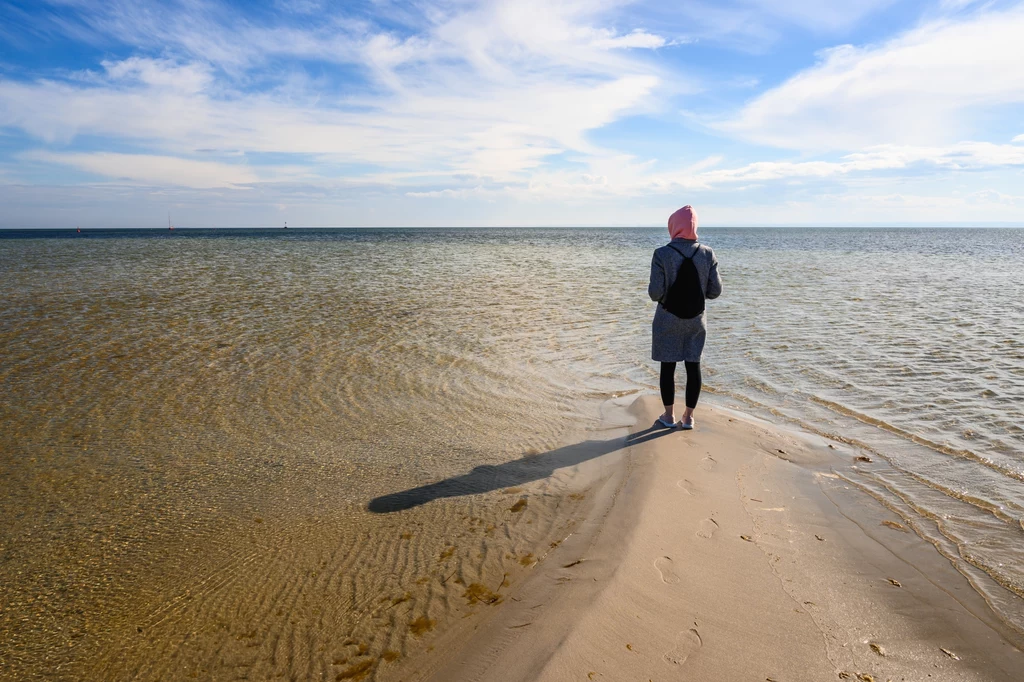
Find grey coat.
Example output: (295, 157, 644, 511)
(648, 239, 723, 363)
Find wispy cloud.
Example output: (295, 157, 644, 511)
(718, 4, 1024, 150)
(418, 138, 1024, 200)
(2, 0, 1024, 226)
(2, 1, 675, 186)
(0, 61, 660, 179)
(23, 151, 262, 188)
(695, 140, 1024, 185)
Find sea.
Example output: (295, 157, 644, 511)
(1, 227, 1022, 680)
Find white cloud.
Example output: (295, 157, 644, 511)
(447, 139, 1024, 200)
(35, 0, 364, 70)
(24, 151, 260, 188)
(1, 2, 672, 183)
(590, 28, 667, 49)
(700, 141, 1024, 184)
(967, 189, 1018, 205)
(5, 1, 1024, 226)
(4, 173, 1023, 228)
(0, 65, 659, 180)
(39, 1, 673, 75)
(101, 57, 213, 93)
(700, 189, 1024, 226)
(719, 6, 1024, 150)
(406, 186, 497, 198)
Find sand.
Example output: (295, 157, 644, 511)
(389, 395, 1024, 681)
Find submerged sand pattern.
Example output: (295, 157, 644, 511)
(2, 227, 1023, 678)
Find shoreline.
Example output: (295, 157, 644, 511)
(389, 394, 1024, 681)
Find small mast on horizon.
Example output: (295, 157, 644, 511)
(168, 213, 174, 231)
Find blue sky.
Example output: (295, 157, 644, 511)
(1, 0, 1023, 227)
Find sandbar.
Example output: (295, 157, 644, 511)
(389, 395, 1024, 681)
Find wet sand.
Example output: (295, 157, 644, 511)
(391, 395, 1024, 681)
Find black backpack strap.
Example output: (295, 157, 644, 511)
(667, 242, 700, 260)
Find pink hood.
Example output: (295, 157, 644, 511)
(668, 205, 698, 241)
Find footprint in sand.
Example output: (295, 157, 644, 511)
(700, 455, 716, 472)
(696, 518, 719, 539)
(664, 627, 703, 666)
(654, 556, 680, 584)
(676, 479, 695, 495)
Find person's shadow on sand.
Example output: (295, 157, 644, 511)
(367, 423, 676, 513)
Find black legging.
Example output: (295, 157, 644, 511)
(660, 361, 701, 409)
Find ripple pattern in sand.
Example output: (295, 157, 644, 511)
(2, 227, 1024, 674)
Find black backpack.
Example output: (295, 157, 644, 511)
(660, 243, 705, 319)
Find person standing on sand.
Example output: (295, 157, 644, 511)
(648, 205, 723, 430)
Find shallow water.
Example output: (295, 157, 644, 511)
(1, 227, 1022, 678)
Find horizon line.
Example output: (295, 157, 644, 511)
(3, 224, 1024, 230)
